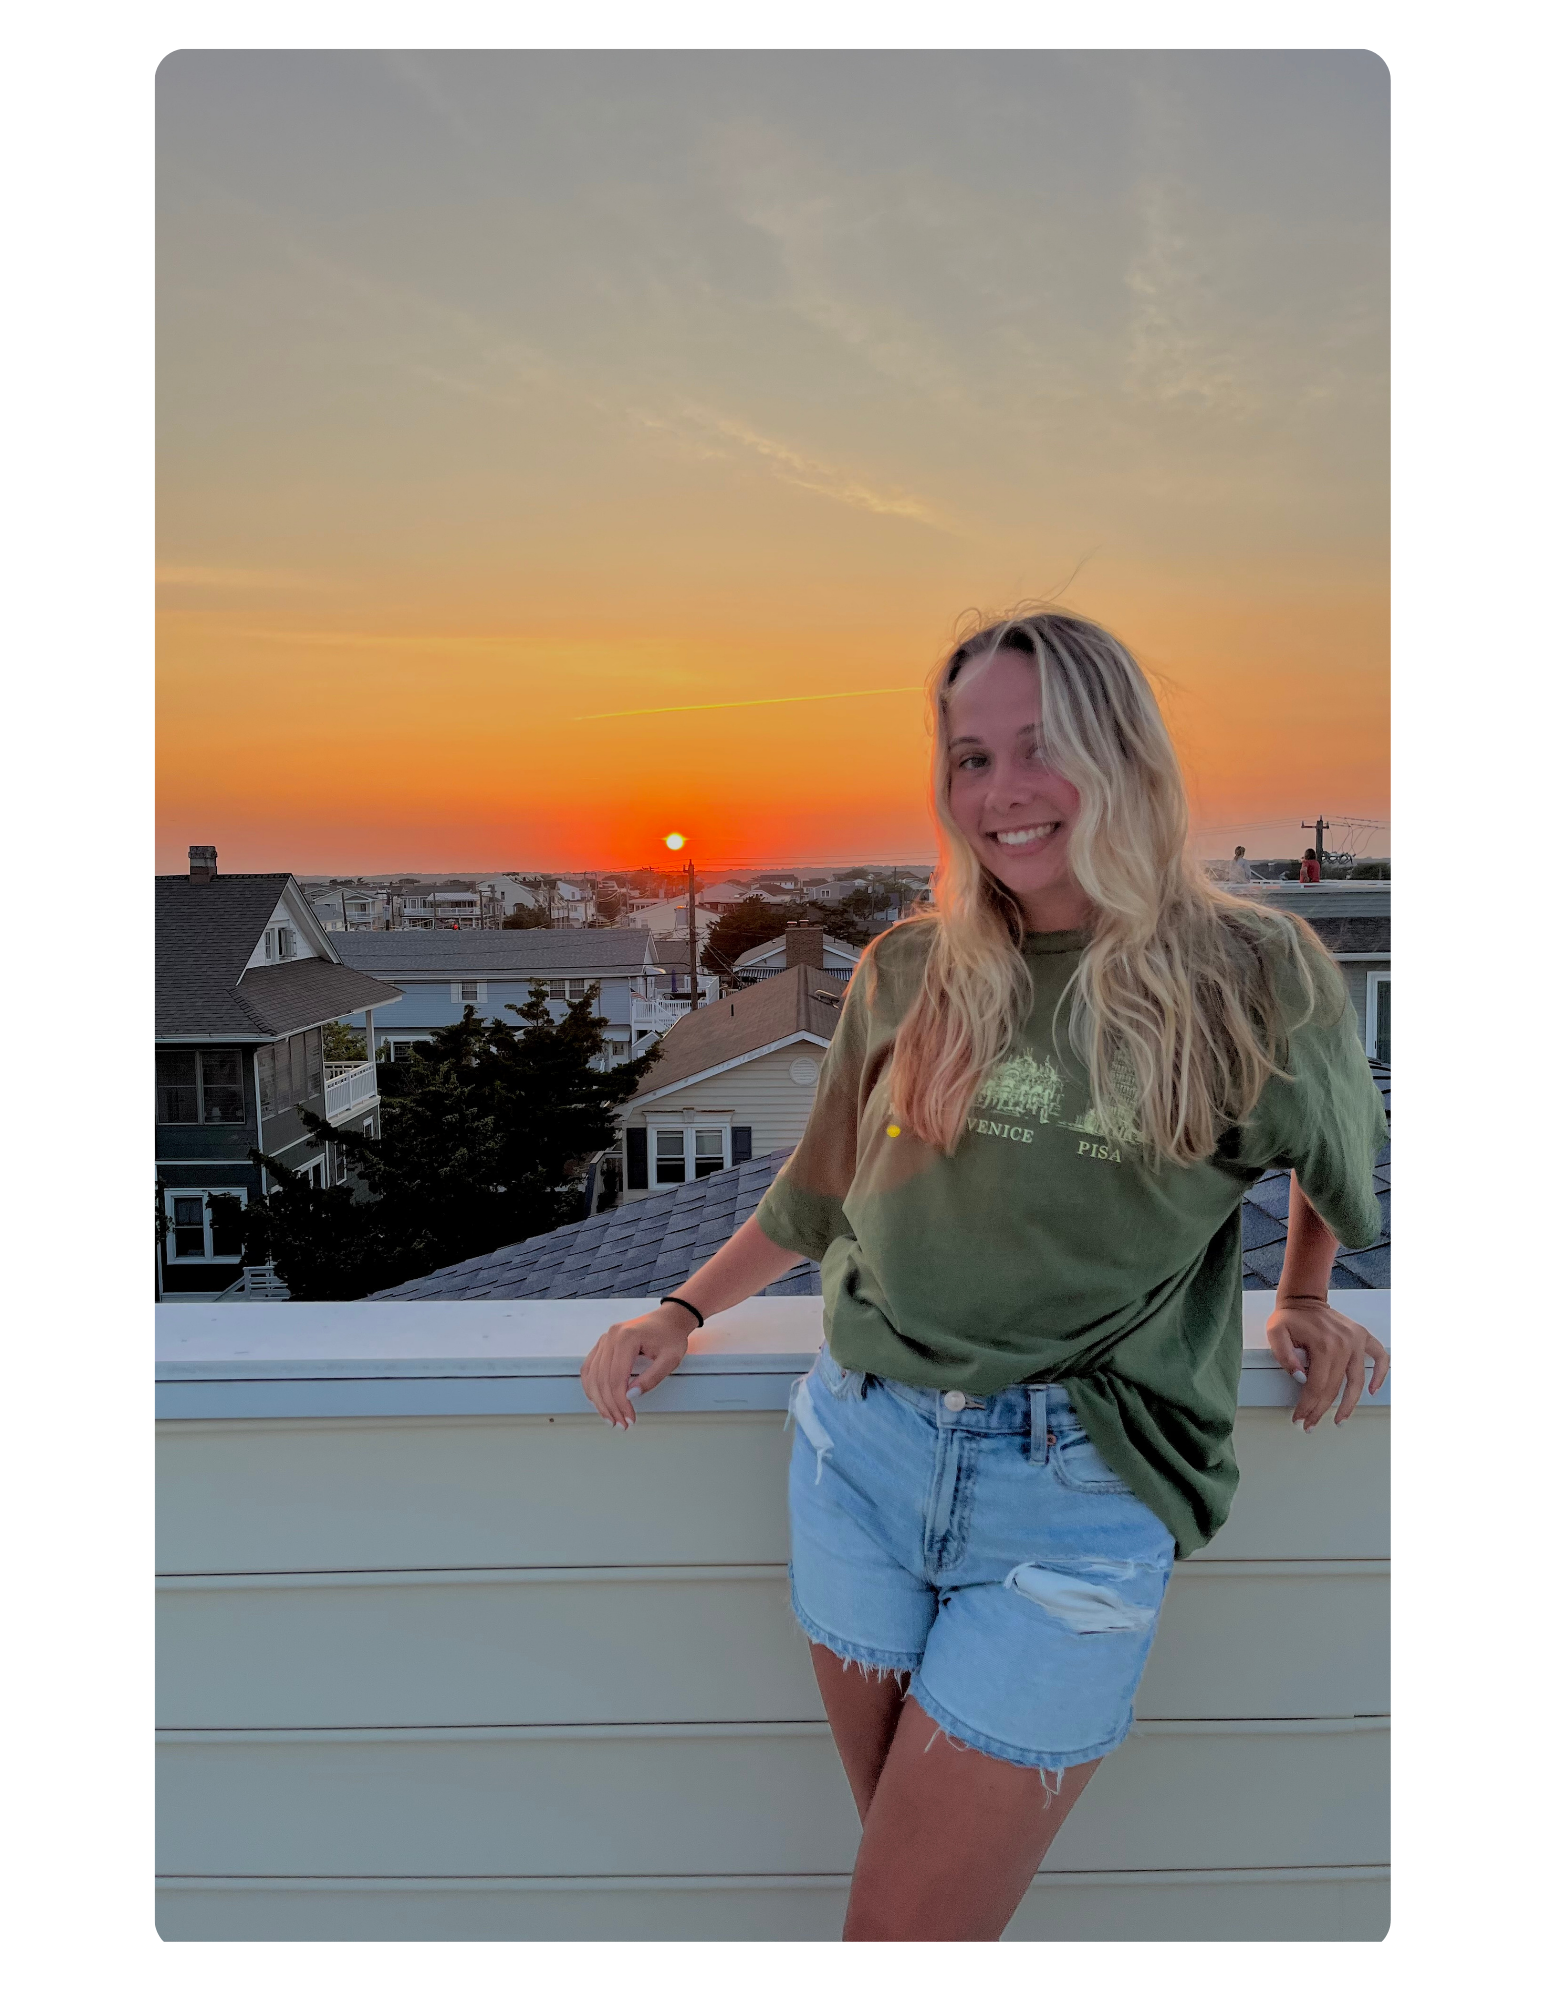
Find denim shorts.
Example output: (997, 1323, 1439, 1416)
(787, 1343, 1177, 1775)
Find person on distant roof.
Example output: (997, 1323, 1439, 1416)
(1228, 844, 1253, 883)
(1299, 848, 1323, 884)
(579, 607, 1387, 1941)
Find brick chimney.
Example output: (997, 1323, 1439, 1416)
(784, 921, 825, 970)
(188, 844, 218, 884)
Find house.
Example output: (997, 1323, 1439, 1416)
(330, 925, 666, 1068)
(606, 963, 850, 1203)
(1244, 881, 1391, 1063)
(156, 847, 402, 1300)
(627, 895, 693, 937)
(303, 883, 391, 932)
(804, 876, 869, 905)
(397, 883, 499, 929)
(631, 936, 722, 1045)
(733, 920, 864, 985)
(367, 1062, 1390, 1304)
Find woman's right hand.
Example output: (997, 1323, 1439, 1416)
(580, 1304, 694, 1429)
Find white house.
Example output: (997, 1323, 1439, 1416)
(733, 921, 864, 985)
(612, 964, 849, 1201)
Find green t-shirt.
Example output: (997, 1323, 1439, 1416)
(753, 917, 1388, 1558)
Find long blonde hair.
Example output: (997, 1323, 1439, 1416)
(886, 608, 1345, 1166)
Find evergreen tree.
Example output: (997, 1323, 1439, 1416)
(234, 986, 660, 1299)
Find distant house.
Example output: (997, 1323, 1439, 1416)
(628, 896, 693, 937)
(1244, 881, 1391, 1063)
(156, 847, 402, 1300)
(633, 936, 721, 1040)
(331, 926, 667, 1068)
(610, 963, 850, 1202)
(805, 876, 869, 905)
(734, 920, 864, 985)
(369, 1064, 1391, 1303)
(304, 884, 391, 932)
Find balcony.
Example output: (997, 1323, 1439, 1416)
(155, 1291, 1390, 1942)
(323, 1060, 378, 1120)
(630, 996, 695, 1033)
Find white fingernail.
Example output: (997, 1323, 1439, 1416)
(626, 1385, 640, 1399)
(1292, 1370, 1308, 1384)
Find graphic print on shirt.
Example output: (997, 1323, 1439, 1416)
(966, 1043, 1138, 1160)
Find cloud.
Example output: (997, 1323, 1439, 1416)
(156, 566, 319, 590)
(1122, 179, 1255, 415)
(631, 398, 959, 530)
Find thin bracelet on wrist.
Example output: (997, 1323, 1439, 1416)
(659, 1294, 705, 1328)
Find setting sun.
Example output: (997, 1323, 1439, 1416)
(663, 833, 686, 851)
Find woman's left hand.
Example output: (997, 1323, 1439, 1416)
(1266, 1297, 1390, 1432)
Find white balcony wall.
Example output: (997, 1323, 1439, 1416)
(157, 1296, 1390, 1943)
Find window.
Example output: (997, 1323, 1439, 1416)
(163, 1187, 246, 1262)
(156, 1049, 248, 1125)
(649, 1126, 730, 1188)
(1366, 973, 1391, 1065)
(456, 981, 482, 1004)
(254, 1030, 324, 1117)
(263, 925, 298, 962)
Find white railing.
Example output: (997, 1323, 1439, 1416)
(632, 1000, 692, 1032)
(324, 1060, 378, 1120)
(215, 1264, 290, 1301)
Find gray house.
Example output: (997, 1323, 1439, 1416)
(156, 848, 401, 1300)
(332, 926, 667, 1068)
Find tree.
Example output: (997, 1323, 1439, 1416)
(701, 894, 795, 975)
(323, 1019, 368, 1061)
(234, 988, 661, 1299)
(502, 905, 553, 929)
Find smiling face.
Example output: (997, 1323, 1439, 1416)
(943, 647, 1093, 932)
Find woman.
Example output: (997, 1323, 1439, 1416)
(580, 610, 1388, 1941)
(1299, 847, 1323, 883)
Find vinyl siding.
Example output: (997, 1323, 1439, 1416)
(618, 1041, 826, 1201)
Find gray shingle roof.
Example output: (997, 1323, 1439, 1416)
(371, 1065, 1391, 1303)
(633, 964, 849, 1099)
(333, 929, 660, 976)
(157, 873, 401, 1040)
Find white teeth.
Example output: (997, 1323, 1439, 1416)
(993, 824, 1055, 846)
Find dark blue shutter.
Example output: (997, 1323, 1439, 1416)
(626, 1127, 649, 1190)
(730, 1125, 752, 1164)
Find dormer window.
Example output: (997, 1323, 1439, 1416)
(263, 926, 297, 962)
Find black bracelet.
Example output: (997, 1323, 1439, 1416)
(659, 1294, 705, 1328)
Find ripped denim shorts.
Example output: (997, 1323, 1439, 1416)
(787, 1343, 1177, 1777)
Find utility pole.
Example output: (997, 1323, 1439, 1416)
(687, 859, 701, 1010)
(1301, 817, 1326, 870)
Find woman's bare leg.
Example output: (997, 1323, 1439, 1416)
(842, 1694, 1103, 1940)
(809, 1642, 909, 1822)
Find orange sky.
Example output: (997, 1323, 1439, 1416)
(157, 52, 1388, 874)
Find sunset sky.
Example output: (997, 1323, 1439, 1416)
(156, 50, 1388, 875)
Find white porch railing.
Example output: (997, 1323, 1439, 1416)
(215, 1264, 290, 1301)
(630, 997, 695, 1032)
(324, 1060, 378, 1120)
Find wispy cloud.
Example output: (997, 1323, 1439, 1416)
(572, 686, 920, 721)
(1122, 178, 1254, 416)
(156, 565, 319, 590)
(629, 398, 958, 530)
